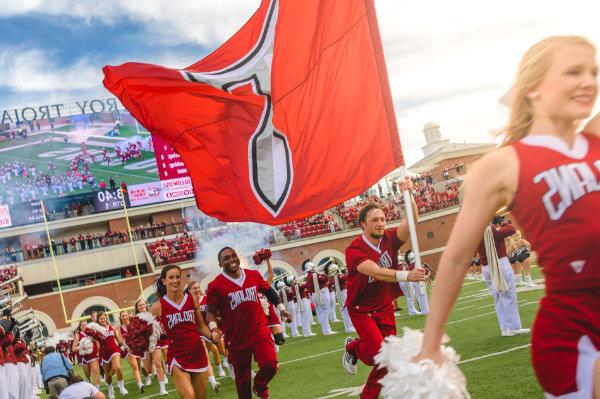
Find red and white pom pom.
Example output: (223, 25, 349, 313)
(374, 327, 470, 399)
(84, 322, 109, 342)
(252, 248, 273, 265)
(79, 336, 94, 356)
(124, 313, 164, 356)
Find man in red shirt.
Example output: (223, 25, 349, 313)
(206, 247, 291, 399)
(342, 179, 426, 399)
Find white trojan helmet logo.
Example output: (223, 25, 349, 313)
(180, 0, 292, 216)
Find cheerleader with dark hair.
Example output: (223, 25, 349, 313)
(134, 298, 168, 394)
(72, 320, 100, 388)
(151, 265, 220, 399)
(117, 311, 145, 393)
(96, 312, 128, 398)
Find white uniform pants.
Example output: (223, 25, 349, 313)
(299, 298, 314, 336)
(311, 288, 332, 334)
(328, 291, 338, 322)
(286, 301, 300, 337)
(17, 363, 32, 399)
(5, 363, 19, 399)
(274, 307, 287, 337)
(482, 258, 523, 332)
(399, 281, 429, 314)
(0, 365, 10, 399)
(338, 289, 354, 332)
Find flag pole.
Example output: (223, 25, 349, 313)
(398, 166, 423, 270)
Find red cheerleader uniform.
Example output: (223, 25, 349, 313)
(159, 293, 208, 374)
(78, 331, 99, 364)
(98, 325, 121, 366)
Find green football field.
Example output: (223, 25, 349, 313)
(44, 267, 546, 399)
(0, 136, 159, 199)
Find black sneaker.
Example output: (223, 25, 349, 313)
(343, 337, 358, 375)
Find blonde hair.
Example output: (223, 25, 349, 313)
(501, 35, 596, 146)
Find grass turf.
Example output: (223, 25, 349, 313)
(40, 267, 546, 398)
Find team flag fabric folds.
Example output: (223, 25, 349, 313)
(103, 0, 403, 224)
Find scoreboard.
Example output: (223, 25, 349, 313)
(93, 189, 131, 213)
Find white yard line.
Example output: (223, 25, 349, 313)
(458, 344, 531, 364)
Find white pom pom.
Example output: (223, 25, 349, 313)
(374, 327, 470, 399)
(79, 337, 93, 356)
(85, 322, 109, 339)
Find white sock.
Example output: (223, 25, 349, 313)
(208, 376, 216, 384)
(159, 381, 166, 390)
(117, 380, 124, 389)
(217, 364, 224, 373)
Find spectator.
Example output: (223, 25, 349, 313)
(99, 180, 107, 191)
(40, 346, 72, 399)
(108, 177, 116, 190)
(58, 376, 106, 399)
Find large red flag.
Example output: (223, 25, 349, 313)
(103, 0, 403, 225)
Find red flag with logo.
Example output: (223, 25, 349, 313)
(103, 0, 403, 225)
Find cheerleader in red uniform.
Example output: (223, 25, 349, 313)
(418, 36, 600, 398)
(117, 311, 145, 393)
(97, 312, 128, 398)
(134, 298, 168, 394)
(185, 280, 222, 392)
(150, 265, 220, 399)
(72, 320, 100, 387)
(1, 330, 19, 399)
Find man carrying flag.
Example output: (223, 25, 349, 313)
(342, 178, 427, 398)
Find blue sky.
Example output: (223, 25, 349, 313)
(1, 0, 599, 165)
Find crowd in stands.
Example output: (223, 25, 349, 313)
(146, 233, 198, 266)
(278, 212, 339, 240)
(0, 265, 18, 284)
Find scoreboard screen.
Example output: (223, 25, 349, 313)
(93, 189, 131, 213)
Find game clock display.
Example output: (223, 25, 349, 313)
(93, 188, 131, 212)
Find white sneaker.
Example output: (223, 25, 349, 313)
(107, 385, 115, 399)
(342, 337, 358, 375)
(325, 330, 338, 335)
(526, 277, 537, 287)
(218, 368, 227, 377)
(119, 386, 129, 395)
(212, 381, 221, 393)
(159, 388, 169, 396)
(307, 332, 316, 337)
(251, 369, 256, 378)
(345, 328, 356, 333)
(502, 328, 531, 337)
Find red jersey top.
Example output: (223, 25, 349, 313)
(285, 287, 296, 302)
(0, 345, 4, 365)
(305, 272, 329, 293)
(14, 340, 28, 363)
(476, 223, 516, 265)
(510, 133, 600, 292)
(206, 269, 271, 350)
(345, 228, 404, 312)
(3, 345, 17, 364)
(299, 282, 310, 299)
(159, 293, 202, 355)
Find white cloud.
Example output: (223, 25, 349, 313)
(2, 0, 600, 164)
